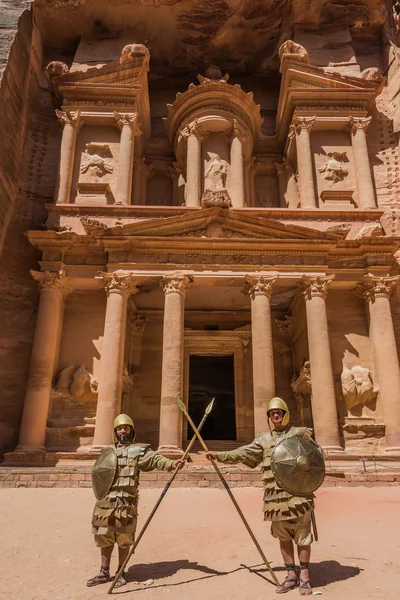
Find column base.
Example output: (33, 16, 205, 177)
(90, 445, 108, 454)
(157, 445, 184, 459)
(15, 445, 46, 453)
(322, 446, 344, 453)
(384, 446, 400, 454)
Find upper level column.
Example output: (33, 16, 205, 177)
(246, 274, 279, 436)
(301, 275, 342, 451)
(54, 110, 81, 204)
(182, 121, 204, 207)
(230, 120, 247, 208)
(159, 273, 192, 456)
(114, 112, 141, 205)
(348, 117, 376, 209)
(359, 274, 400, 451)
(17, 270, 73, 451)
(290, 116, 317, 209)
(93, 272, 139, 448)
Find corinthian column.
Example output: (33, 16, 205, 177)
(114, 112, 141, 205)
(54, 110, 81, 204)
(359, 274, 400, 451)
(348, 117, 376, 209)
(182, 122, 203, 207)
(246, 275, 279, 436)
(17, 270, 73, 451)
(230, 120, 247, 208)
(301, 275, 342, 451)
(290, 116, 317, 209)
(92, 273, 139, 448)
(159, 273, 192, 456)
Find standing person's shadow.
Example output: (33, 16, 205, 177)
(126, 559, 228, 584)
(310, 560, 362, 586)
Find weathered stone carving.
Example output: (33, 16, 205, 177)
(97, 272, 140, 297)
(53, 365, 98, 401)
(245, 274, 279, 299)
(278, 40, 309, 64)
(201, 156, 231, 208)
(360, 67, 383, 81)
(197, 64, 229, 84)
(341, 365, 377, 411)
(357, 274, 399, 302)
(45, 61, 69, 78)
(300, 275, 335, 300)
(162, 273, 193, 296)
(30, 269, 73, 295)
(122, 368, 135, 399)
(355, 224, 383, 239)
(80, 143, 113, 177)
(318, 152, 349, 184)
(120, 44, 150, 64)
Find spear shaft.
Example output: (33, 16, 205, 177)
(108, 399, 214, 594)
(177, 397, 280, 587)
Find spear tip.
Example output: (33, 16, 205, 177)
(205, 397, 215, 414)
(176, 396, 186, 412)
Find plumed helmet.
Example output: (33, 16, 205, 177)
(113, 414, 135, 442)
(267, 397, 290, 427)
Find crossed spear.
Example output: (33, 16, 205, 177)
(108, 397, 279, 594)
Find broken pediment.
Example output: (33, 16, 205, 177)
(95, 208, 343, 241)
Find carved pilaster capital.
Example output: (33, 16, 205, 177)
(357, 274, 399, 302)
(291, 116, 316, 135)
(300, 274, 335, 300)
(55, 109, 81, 129)
(113, 112, 142, 135)
(283, 157, 294, 171)
(161, 273, 193, 297)
(131, 314, 148, 336)
(97, 272, 140, 297)
(348, 116, 372, 135)
(275, 161, 286, 176)
(245, 274, 279, 300)
(30, 269, 73, 296)
(232, 119, 249, 143)
(180, 119, 206, 142)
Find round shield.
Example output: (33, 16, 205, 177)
(271, 436, 325, 496)
(92, 446, 117, 500)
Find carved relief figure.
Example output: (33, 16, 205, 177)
(341, 365, 377, 412)
(53, 364, 99, 401)
(318, 152, 348, 184)
(201, 155, 231, 208)
(80, 143, 113, 177)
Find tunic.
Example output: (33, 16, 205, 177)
(218, 426, 314, 521)
(91, 443, 174, 535)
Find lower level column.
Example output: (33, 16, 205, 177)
(92, 273, 139, 448)
(360, 274, 400, 451)
(301, 275, 342, 451)
(158, 273, 192, 456)
(17, 270, 72, 451)
(246, 275, 279, 436)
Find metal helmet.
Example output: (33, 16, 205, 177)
(267, 397, 290, 428)
(113, 413, 135, 442)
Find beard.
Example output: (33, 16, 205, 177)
(116, 431, 132, 444)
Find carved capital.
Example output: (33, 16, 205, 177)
(30, 269, 73, 296)
(291, 116, 316, 135)
(162, 273, 193, 296)
(275, 161, 286, 176)
(97, 272, 140, 297)
(348, 116, 372, 135)
(357, 274, 399, 302)
(180, 119, 206, 142)
(55, 110, 81, 129)
(46, 61, 69, 78)
(301, 274, 335, 300)
(113, 112, 141, 135)
(245, 274, 279, 300)
(131, 314, 148, 336)
(232, 119, 248, 143)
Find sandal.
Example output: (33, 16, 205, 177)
(299, 579, 313, 596)
(276, 564, 299, 594)
(113, 568, 127, 589)
(86, 566, 110, 587)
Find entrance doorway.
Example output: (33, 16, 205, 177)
(187, 354, 236, 440)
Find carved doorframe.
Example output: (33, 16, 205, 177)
(183, 330, 252, 441)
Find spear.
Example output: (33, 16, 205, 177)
(177, 397, 280, 587)
(108, 398, 215, 594)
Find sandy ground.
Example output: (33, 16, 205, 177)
(1, 486, 399, 600)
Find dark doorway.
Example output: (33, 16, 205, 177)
(187, 354, 236, 440)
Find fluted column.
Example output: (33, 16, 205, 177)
(54, 110, 81, 204)
(159, 273, 192, 456)
(301, 275, 342, 451)
(92, 273, 139, 448)
(290, 116, 317, 209)
(230, 120, 246, 208)
(246, 275, 279, 436)
(17, 270, 73, 451)
(359, 274, 400, 451)
(348, 117, 376, 209)
(275, 162, 288, 208)
(182, 122, 203, 207)
(114, 113, 141, 205)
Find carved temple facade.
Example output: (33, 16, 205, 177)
(3, 27, 400, 464)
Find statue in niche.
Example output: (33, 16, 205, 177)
(201, 156, 231, 208)
(54, 365, 98, 400)
(50, 365, 99, 424)
(318, 151, 348, 184)
(341, 365, 378, 412)
(80, 143, 113, 177)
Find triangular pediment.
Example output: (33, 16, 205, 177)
(94, 208, 342, 241)
(284, 61, 381, 93)
(55, 59, 147, 87)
